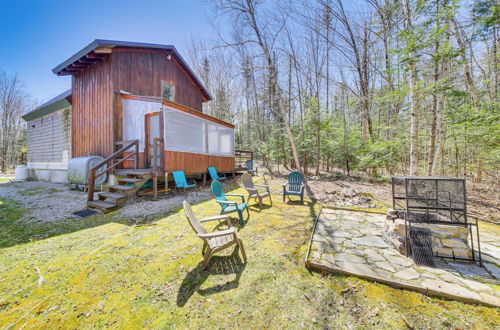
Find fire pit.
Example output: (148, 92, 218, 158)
(385, 176, 481, 265)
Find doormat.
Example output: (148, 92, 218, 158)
(72, 209, 99, 218)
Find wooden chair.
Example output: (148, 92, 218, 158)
(172, 171, 197, 198)
(283, 171, 305, 203)
(211, 180, 249, 226)
(208, 166, 226, 181)
(240, 173, 272, 208)
(183, 201, 247, 269)
(245, 159, 258, 175)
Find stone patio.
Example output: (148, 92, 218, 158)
(306, 208, 500, 307)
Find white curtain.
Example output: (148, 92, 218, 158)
(207, 121, 234, 156)
(163, 106, 234, 156)
(123, 99, 162, 150)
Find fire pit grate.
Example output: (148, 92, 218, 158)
(409, 227, 435, 267)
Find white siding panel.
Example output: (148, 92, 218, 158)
(27, 108, 71, 163)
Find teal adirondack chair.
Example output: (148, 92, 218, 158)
(208, 166, 226, 181)
(245, 159, 258, 175)
(211, 180, 249, 226)
(173, 171, 197, 197)
(283, 171, 305, 203)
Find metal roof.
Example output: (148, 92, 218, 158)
(52, 39, 212, 100)
(22, 90, 72, 122)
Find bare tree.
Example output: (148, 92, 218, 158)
(208, 0, 303, 171)
(0, 72, 29, 173)
(402, 0, 420, 175)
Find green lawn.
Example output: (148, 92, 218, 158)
(0, 183, 498, 328)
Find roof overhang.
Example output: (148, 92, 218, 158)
(52, 39, 212, 101)
(22, 90, 72, 122)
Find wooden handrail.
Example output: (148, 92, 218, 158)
(87, 139, 139, 202)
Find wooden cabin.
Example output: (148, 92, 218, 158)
(22, 39, 240, 210)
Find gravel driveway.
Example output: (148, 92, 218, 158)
(0, 180, 216, 223)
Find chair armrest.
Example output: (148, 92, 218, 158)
(216, 200, 237, 205)
(225, 194, 246, 203)
(198, 228, 236, 239)
(200, 214, 231, 223)
(244, 187, 259, 194)
(282, 183, 287, 187)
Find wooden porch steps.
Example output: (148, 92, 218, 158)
(87, 168, 154, 213)
(88, 200, 119, 211)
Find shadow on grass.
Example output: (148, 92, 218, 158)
(176, 246, 246, 307)
(0, 188, 211, 249)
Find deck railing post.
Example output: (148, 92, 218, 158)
(152, 139, 159, 201)
(134, 141, 139, 170)
(88, 169, 96, 202)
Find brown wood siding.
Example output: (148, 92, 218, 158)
(71, 47, 206, 159)
(111, 48, 204, 111)
(164, 151, 235, 174)
(71, 56, 113, 157)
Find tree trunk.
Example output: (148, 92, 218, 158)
(403, 0, 420, 176)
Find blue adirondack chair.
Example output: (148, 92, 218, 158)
(245, 159, 258, 175)
(208, 166, 226, 181)
(211, 180, 249, 226)
(283, 171, 305, 203)
(172, 171, 197, 198)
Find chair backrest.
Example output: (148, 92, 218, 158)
(183, 201, 207, 235)
(240, 173, 255, 189)
(211, 180, 227, 202)
(173, 171, 187, 188)
(245, 159, 254, 171)
(287, 171, 303, 192)
(208, 166, 219, 180)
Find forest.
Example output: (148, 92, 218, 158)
(1, 0, 498, 184)
(185, 0, 499, 183)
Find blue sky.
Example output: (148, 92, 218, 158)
(0, 0, 215, 104)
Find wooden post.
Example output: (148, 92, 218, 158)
(153, 140, 158, 201)
(134, 141, 139, 170)
(203, 173, 207, 186)
(87, 169, 96, 202)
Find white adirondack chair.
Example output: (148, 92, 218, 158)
(239, 173, 272, 208)
(183, 201, 247, 269)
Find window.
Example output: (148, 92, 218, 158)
(161, 80, 175, 101)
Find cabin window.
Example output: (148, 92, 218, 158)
(161, 81, 175, 101)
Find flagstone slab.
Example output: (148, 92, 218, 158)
(394, 268, 421, 281)
(306, 208, 500, 308)
(351, 236, 389, 248)
(483, 263, 500, 279)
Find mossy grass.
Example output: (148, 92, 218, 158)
(0, 183, 498, 328)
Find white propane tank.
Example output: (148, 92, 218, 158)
(67, 156, 107, 186)
(15, 165, 29, 181)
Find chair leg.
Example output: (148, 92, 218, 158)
(202, 242, 207, 256)
(203, 249, 214, 269)
(258, 195, 263, 208)
(237, 210, 244, 226)
(237, 238, 247, 263)
(269, 194, 273, 206)
(301, 193, 304, 203)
